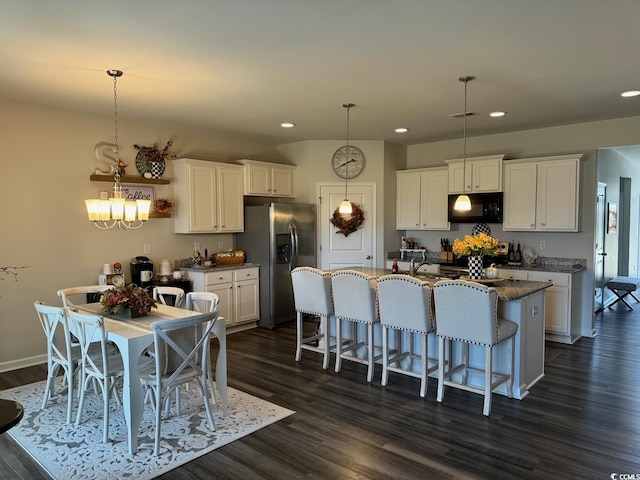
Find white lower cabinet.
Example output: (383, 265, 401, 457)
(497, 268, 580, 344)
(186, 267, 259, 330)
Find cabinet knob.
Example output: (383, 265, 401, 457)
(475, 185, 479, 188)
(415, 223, 419, 226)
(530, 223, 535, 227)
(541, 223, 545, 226)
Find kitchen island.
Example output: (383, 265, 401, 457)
(331, 268, 552, 399)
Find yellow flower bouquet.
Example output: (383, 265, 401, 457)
(452, 233, 499, 258)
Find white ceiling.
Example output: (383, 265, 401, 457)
(2, 0, 640, 146)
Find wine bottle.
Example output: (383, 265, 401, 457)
(508, 242, 515, 262)
(392, 259, 399, 274)
(515, 242, 522, 263)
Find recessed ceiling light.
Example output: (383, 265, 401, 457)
(621, 90, 640, 98)
(489, 111, 506, 117)
(280, 122, 296, 128)
(395, 127, 409, 133)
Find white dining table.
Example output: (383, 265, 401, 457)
(77, 303, 228, 455)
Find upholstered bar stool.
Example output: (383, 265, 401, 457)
(433, 279, 518, 416)
(291, 267, 336, 370)
(377, 274, 438, 398)
(331, 270, 380, 382)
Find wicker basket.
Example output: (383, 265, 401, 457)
(213, 252, 245, 265)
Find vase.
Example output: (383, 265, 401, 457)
(149, 160, 165, 179)
(467, 255, 483, 280)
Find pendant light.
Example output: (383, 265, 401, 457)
(85, 69, 151, 229)
(338, 103, 355, 215)
(454, 75, 474, 211)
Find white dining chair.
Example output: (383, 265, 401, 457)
(34, 301, 79, 424)
(67, 308, 126, 443)
(138, 311, 219, 456)
(376, 274, 438, 398)
(433, 279, 518, 416)
(152, 286, 185, 308)
(185, 291, 222, 408)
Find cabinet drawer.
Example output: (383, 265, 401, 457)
(528, 271, 570, 287)
(498, 269, 528, 281)
(233, 267, 259, 281)
(204, 270, 234, 285)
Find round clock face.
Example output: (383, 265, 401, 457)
(332, 145, 365, 179)
(111, 274, 125, 287)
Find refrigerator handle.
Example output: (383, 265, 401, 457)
(289, 223, 299, 270)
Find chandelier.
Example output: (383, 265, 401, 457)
(84, 69, 150, 229)
(454, 75, 474, 211)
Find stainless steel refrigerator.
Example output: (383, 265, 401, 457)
(235, 203, 316, 328)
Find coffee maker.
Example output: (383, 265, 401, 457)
(130, 256, 154, 287)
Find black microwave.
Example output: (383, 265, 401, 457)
(447, 192, 503, 223)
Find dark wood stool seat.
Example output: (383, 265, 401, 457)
(0, 398, 24, 433)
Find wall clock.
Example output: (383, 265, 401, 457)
(331, 145, 365, 179)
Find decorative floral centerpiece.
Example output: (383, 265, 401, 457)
(100, 284, 157, 318)
(452, 233, 500, 280)
(329, 202, 365, 237)
(133, 139, 176, 163)
(452, 233, 500, 258)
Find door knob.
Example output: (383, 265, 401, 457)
(366, 255, 372, 260)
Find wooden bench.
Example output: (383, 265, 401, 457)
(606, 276, 640, 310)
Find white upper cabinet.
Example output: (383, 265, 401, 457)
(446, 155, 505, 193)
(503, 154, 582, 232)
(396, 167, 450, 230)
(173, 158, 244, 234)
(238, 159, 295, 197)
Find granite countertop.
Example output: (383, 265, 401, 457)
(180, 262, 259, 273)
(493, 262, 586, 274)
(332, 267, 552, 301)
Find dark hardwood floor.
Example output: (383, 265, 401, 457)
(2, 305, 639, 479)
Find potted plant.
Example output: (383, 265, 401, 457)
(155, 198, 172, 214)
(100, 284, 157, 318)
(452, 233, 500, 280)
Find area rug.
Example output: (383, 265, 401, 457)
(1, 381, 294, 480)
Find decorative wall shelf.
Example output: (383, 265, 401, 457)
(89, 174, 170, 185)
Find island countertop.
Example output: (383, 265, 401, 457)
(332, 267, 552, 301)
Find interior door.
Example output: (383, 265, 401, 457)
(594, 182, 607, 313)
(317, 183, 375, 270)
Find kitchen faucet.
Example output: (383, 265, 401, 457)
(409, 258, 431, 277)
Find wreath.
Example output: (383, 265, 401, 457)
(330, 202, 365, 237)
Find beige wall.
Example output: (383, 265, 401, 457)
(4, 92, 640, 369)
(0, 98, 283, 370)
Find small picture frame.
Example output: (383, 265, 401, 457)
(121, 184, 156, 212)
(607, 202, 618, 234)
